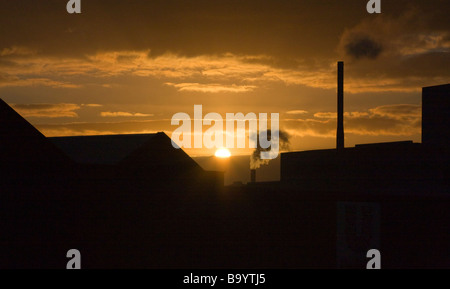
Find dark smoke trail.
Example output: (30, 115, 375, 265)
(250, 130, 290, 169)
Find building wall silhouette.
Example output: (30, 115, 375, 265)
(422, 84, 450, 150)
(0, 99, 223, 268)
(281, 83, 450, 194)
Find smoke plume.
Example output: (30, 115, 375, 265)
(250, 130, 290, 169)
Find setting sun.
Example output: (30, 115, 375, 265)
(215, 148, 231, 158)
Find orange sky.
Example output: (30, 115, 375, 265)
(0, 1, 448, 157)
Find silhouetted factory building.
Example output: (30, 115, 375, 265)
(0, 98, 74, 193)
(0, 98, 223, 194)
(49, 133, 223, 193)
(0, 98, 224, 268)
(422, 84, 450, 150)
(281, 79, 449, 194)
(281, 141, 425, 192)
(277, 80, 450, 268)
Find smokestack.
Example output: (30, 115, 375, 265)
(250, 169, 256, 183)
(337, 61, 344, 150)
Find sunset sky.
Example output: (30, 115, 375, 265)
(1, 0, 449, 157)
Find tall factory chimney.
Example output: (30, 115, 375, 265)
(337, 61, 344, 150)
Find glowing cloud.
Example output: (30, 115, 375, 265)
(100, 111, 153, 117)
(165, 82, 257, 93)
(12, 103, 81, 118)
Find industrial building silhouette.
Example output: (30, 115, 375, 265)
(281, 71, 449, 194)
(267, 81, 449, 268)
(0, 77, 449, 268)
(50, 133, 223, 193)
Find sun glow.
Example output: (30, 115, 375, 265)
(215, 148, 231, 158)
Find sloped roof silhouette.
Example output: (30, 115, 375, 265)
(0, 98, 199, 172)
(0, 98, 71, 163)
(50, 132, 202, 171)
(50, 134, 158, 165)
(119, 132, 202, 171)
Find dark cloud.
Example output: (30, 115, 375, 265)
(0, 0, 406, 59)
(337, 7, 450, 90)
(0, 1, 447, 62)
(344, 34, 383, 60)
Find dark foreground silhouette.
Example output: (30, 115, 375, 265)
(0, 83, 449, 268)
